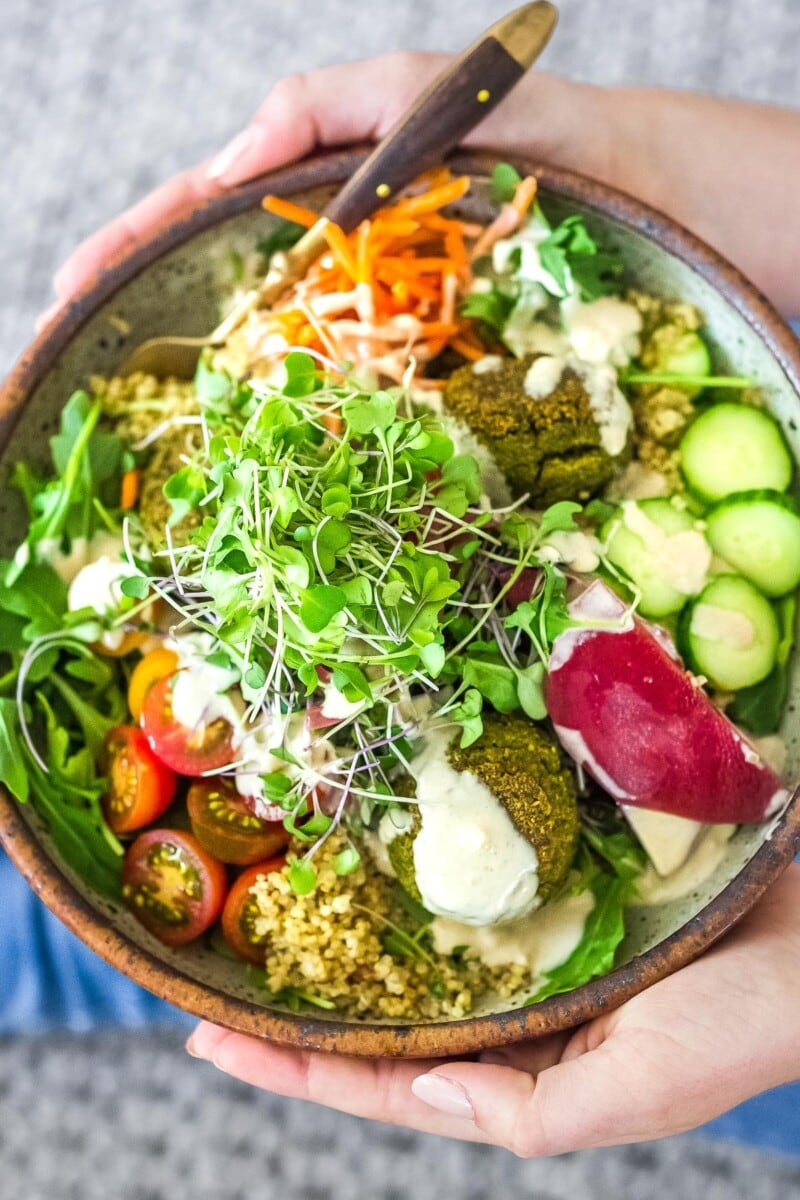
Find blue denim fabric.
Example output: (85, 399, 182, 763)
(0, 851, 190, 1034)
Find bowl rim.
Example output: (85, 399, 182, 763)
(2, 147, 800, 1058)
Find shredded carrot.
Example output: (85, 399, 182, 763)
(512, 175, 538, 217)
(120, 468, 141, 510)
(256, 166, 539, 383)
(450, 336, 485, 362)
(322, 222, 359, 281)
(261, 195, 319, 227)
(390, 176, 471, 218)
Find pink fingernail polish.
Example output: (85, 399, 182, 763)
(411, 1073, 475, 1120)
(206, 129, 254, 183)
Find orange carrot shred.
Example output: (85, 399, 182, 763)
(322, 222, 359, 281)
(512, 175, 538, 217)
(120, 468, 141, 510)
(261, 195, 319, 227)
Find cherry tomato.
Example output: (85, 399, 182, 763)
(187, 778, 290, 866)
(128, 647, 179, 722)
(101, 725, 177, 834)
(221, 857, 285, 964)
(122, 829, 227, 947)
(141, 673, 234, 775)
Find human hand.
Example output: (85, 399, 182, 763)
(46, 51, 800, 324)
(44, 53, 611, 316)
(186, 864, 800, 1156)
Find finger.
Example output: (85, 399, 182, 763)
(53, 166, 219, 301)
(188, 1023, 494, 1143)
(206, 53, 449, 185)
(414, 1025, 697, 1158)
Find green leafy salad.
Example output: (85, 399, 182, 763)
(0, 164, 795, 1022)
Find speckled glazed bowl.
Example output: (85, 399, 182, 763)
(2, 150, 800, 1058)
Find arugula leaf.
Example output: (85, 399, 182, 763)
(0, 560, 68, 640)
(0, 698, 30, 803)
(537, 214, 624, 302)
(7, 394, 124, 582)
(526, 873, 630, 1003)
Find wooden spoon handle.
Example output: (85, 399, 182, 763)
(324, 1, 558, 232)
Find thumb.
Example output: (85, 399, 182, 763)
(412, 1027, 704, 1157)
(205, 53, 449, 186)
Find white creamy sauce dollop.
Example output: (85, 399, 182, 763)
(41, 532, 128, 585)
(65, 542, 139, 650)
(561, 296, 642, 368)
(621, 501, 711, 596)
(409, 730, 541, 926)
(690, 603, 755, 650)
(632, 824, 736, 905)
(538, 529, 603, 574)
(432, 890, 594, 971)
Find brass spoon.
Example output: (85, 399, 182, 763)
(119, 1, 558, 379)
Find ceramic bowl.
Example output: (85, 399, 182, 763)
(2, 150, 800, 1058)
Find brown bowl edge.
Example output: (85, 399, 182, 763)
(1, 148, 800, 1057)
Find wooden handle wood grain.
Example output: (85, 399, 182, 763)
(324, 2, 558, 232)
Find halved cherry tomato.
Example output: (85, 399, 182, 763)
(141, 673, 234, 775)
(187, 778, 290, 866)
(101, 725, 177, 834)
(128, 647, 180, 722)
(122, 829, 227, 947)
(221, 857, 286, 964)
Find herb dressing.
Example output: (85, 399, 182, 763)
(409, 730, 541, 926)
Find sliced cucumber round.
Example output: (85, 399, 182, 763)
(682, 573, 779, 691)
(679, 403, 792, 504)
(642, 328, 711, 397)
(706, 490, 800, 597)
(602, 498, 709, 618)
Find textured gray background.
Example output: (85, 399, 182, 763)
(2, 0, 800, 1196)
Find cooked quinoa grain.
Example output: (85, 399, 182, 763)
(248, 832, 530, 1020)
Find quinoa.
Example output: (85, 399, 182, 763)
(248, 831, 530, 1021)
(90, 371, 198, 443)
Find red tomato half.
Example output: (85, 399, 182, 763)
(122, 829, 228, 947)
(141, 673, 234, 776)
(187, 778, 290, 866)
(221, 857, 285, 964)
(101, 725, 177, 834)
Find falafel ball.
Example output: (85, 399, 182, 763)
(442, 355, 615, 506)
(387, 713, 580, 912)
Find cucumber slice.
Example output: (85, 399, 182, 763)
(679, 403, 792, 504)
(706, 490, 800, 597)
(643, 328, 711, 398)
(602, 498, 710, 618)
(682, 574, 779, 691)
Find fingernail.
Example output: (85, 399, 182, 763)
(185, 1023, 228, 1061)
(35, 301, 64, 333)
(411, 1072, 475, 1120)
(206, 129, 254, 183)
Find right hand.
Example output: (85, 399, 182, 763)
(46, 52, 800, 320)
(46, 54, 613, 310)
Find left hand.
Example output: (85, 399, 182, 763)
(186, 864, 800, 1156)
